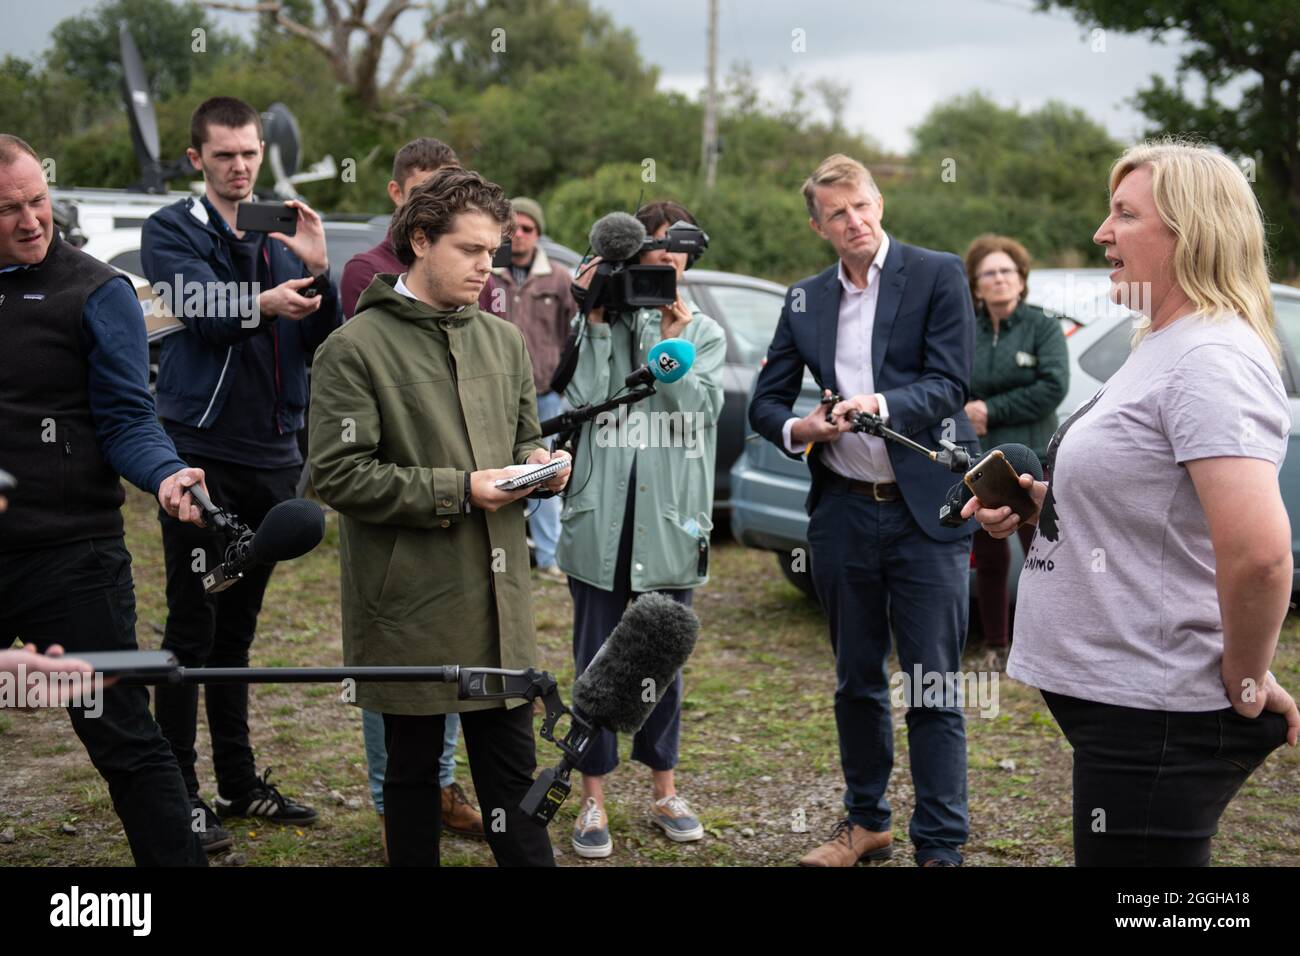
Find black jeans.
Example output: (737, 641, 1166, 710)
(0, 537, 206, 866)
(1042, 690, 1290, 866)
(154, 455, 301, 798)
(382, 705, 556, 867)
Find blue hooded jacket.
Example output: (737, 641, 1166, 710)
(141, 196, 342, 436)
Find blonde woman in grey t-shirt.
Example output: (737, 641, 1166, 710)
(963, 140, 1298, 867)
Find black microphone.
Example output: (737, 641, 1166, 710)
(571, 592, 699, 733)
(588, 212, 647, 262)
(201, 498, 325, 593)
(939, 442, 1043, 527)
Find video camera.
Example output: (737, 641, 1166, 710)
(580, 212, 709, 313)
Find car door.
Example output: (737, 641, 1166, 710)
(686, 279, 786, 507)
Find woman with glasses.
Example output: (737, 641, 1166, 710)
(962, 235, 1068, 663)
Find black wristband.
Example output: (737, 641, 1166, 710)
(463, 471, 472, 513)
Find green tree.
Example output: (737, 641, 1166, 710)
(49, 0, 242, 102)
(433, 0, 650, 91)
(889, 93, 1119, 266)
(0, 56, 102, 162)
(1041, 0, 1300, 274)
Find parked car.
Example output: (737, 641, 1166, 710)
(731, 275, 1300, 600)
(75, 210, 789, 512)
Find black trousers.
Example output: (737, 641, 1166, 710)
(382, 705, 556, 867)
(0, 537, 206, 866)
(1042, 690, 1290, 866)
(154, 454, 301, 797)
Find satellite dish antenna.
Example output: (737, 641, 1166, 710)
(262, 102, 337, 199)
(119, 21, 190, 193)
(262, 103, 301, 181)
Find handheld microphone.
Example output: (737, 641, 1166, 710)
(624, 337, 697, 388)
(187, 481, 233, 531)
(571, 592, 700, 734)
(200, 497, 325, 593)
(589, 212, 647, 262)
(939, 443, 1043, 527)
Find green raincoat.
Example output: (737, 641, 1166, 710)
(308, 274, 544, 714)
(557, 304, 726, 591)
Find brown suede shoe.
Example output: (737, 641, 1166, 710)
(441, 782, 485, 839)
(798, 820, 893, 866)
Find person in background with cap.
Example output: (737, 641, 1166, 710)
(492, 197, 576, 580)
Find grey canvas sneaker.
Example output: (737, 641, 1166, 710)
(571, 797, 612, 859)
(649, 794, 704, 842)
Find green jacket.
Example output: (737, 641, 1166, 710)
(969, 301, 1069, 461)
(557, 305, 726, 591)
(308, 275, 545, 715)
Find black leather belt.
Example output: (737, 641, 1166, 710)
(824, 472, 901, 501)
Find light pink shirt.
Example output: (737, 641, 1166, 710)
(782, 235, 895, 482)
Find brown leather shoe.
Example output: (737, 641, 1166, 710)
(798, 820, 893, 866)
(441, 782, 485, 839)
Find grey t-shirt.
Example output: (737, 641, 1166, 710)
(1008, 313, 1290, 711)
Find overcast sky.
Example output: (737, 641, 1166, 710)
(4, 0, 1235, 154)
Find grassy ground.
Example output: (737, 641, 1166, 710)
(2, 487, 1297, 867)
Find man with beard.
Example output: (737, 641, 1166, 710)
(140, 97, 341, 852)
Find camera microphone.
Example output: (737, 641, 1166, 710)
(588, 212, 647, 262)
(571, 592, 700, 734)
(624, 338, 697, 388)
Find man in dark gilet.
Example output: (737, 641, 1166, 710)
(0, 133, 208, 866)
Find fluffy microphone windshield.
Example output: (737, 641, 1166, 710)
(589, 212, 647, 262)
(572, 592, 699, 733)
(250, 498, 326, 563)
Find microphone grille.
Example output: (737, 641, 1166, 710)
(251, 498, 325, 563)
(993, 443, 1044, 481)
(589, 212, 646, 262)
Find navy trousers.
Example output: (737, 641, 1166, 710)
(807, 485, 972, 864)
(568, 462, 691, 776)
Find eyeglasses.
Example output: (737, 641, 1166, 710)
(976, 267, 1019, 281)
(516, 223, 537, 235)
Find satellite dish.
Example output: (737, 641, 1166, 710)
(119, 21, 163, 190)
(263, 102, 301, 179)
(262, 102, 336, 198)
(118, 21, 190, 193)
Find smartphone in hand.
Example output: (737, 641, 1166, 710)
(963, 450, 1037, 523)
(236, 202, 297, 236)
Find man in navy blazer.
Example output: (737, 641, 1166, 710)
(750, 154, 978, 867)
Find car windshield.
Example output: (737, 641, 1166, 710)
(1272, 294, 1300, 383)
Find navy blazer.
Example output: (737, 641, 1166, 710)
(749, 235, 978, 543)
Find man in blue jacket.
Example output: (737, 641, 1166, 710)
(141, 97, 342, 850)
(750, 154, 979, 867)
